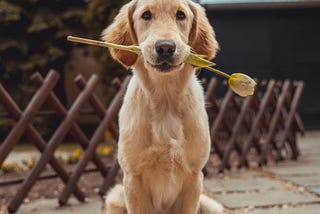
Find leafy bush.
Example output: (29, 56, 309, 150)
(0, 0, 130, 140)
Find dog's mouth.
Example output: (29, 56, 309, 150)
(148, 61, 183, 73)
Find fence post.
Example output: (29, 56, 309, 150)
(0, 70, 60, 165)
(74, 75, 120, 140)
(259, 80, 291, 166)
(239, 80, 276, 168)
(278, 81, 304, 160)
(0, 73, 86, 202)
(7, 74, 99, 213)
(58, 76, 129, 205)
(219, 95, 254, 172)
(209, 89, 234, 160)
(74, 75, 126, 196)
(31, 73, 109, 177)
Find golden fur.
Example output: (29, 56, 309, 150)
(102, 0, 223, 213)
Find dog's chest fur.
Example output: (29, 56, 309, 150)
(118, 72, 210, 211)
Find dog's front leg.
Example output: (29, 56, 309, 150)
(180, 172, 202, 214)
(124, 175, 153, 214)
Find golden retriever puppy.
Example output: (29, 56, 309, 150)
(102, 0, 224, 213)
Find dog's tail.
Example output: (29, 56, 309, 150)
(104, 184, 126, 214)
(199, 194, 225, 214)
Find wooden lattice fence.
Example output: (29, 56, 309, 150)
(0, 70, 304, 213)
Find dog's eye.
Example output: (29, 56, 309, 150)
(141, 10, 152, 20)
(176, 10, 186, 20)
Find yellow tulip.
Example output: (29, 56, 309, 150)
(67, 36, 256, 96)
(228, 73, 256, 97)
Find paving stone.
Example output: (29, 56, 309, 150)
(310, 186, 320, 195)
(16, 197, 103, 214)
(267, 163, 320, 176)
(212, 189, 318, 208)
(234, 204, 320, 214)
(204, 173, 284, 193)
(282, 175, 320, 187)
(302, 154, 320, 161)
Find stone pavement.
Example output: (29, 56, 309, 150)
(14, 197, 102, 214)
(6, 131, 320, 214)
(205, 130, 320, 214)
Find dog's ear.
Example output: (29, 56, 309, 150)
(102, 1, 138, 68)
(188, 2, 219, 60)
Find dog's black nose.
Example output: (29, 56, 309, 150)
(155, 40, 176, 58)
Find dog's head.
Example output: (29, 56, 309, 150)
(102, 0, 219, 74)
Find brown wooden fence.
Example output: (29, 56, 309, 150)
(0, 70, 304, 213)
(204, 78, 304, 172)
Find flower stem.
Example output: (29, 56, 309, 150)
(67, 36, 141, 54)
(205, 66, 231, 79)
(67, 35, 231, 79)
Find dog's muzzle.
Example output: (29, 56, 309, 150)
(155, 39, 176, 60)
(152, 39, 181, 72)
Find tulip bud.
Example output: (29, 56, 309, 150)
(228, 73, 256, 97)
